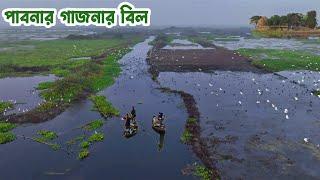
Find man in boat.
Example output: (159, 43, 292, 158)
(157, 112, 165, 125)
(124, 114, 132, 132)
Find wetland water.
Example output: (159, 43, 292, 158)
(0, 37, 197, 179)
(0, 75, 57, 115)
(158, 71, 320, 179)
(213, 37, 320, 55)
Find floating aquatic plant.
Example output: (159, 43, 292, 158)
(83, 119, 104, 131)
(88, 132, 104, 143)
(0, 132, 16, 144)
(193, 164, 213, 180)
(90, 95, 120, 117)
(181, 129, 193, 144)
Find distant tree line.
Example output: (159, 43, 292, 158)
(250, 10, 318, 29)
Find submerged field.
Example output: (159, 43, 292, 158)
(148, 32, 320, 179)
(0, 37, 141, 77)
(2, 28, 320, 180)
(0, 33, 144, 124)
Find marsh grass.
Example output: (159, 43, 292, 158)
(80, 141, 90, 149)
(238, 48, 320, 72)
(37, 130, 58, 141)
(252, 29, 286, 38)
(187, 117, 197, 124)
(0, 132, 16, 144)
(181, 129, 193, 144)
(0, 101, 13, 113)
(0, 122, 16, 133)
(78, 148, 89, 160)
(88, 132, 104, 143)
(36, 82, 54, 90)
(0, 39, 128, 69)
(83, 120, 104, 131)
(194, 165, 213, 180)
(35, 102, 57, 113)
(90, 95, 120, 117)
(49, 143, 61, 151)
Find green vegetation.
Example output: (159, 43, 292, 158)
(238, 48, 320, 72)
(37, 48, 129, 110)
(90, 95, 120, 117)
(83, 119, 104, 131)
(37, 130, 58, 141)
(0, 101, 13, 114)
(34, 130, 60, 150)
(49, 143, 61, 151)
(36, 81, 54, 90)
(194, 165, 213, 180)
(313, 90, 320, 96)
(252, 29, 286, 38)
(0, 121, 16, 144)
(187, 117, 197, 124)
(78, 148, 89, 160)
(88, 132, 104, 143)
(0, 39, 127, 70)
(0, 36, 142, 123)
(250, 10, 318, 29)
(0, 122, 16, 133)
(181, 129, 193, 144)
(80, 141, 90, 149)
(66, 135, 85, 146)
(149, 34, 174, 48)
(0, 132, 16, 144)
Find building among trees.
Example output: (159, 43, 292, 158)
(250, 10, 318, 31)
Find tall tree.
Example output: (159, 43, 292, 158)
(268, 15, 281, 26)
(279, 16, 289, 26)
(250, 16, 262, 27)
(305, 10, 317, 29)
(287, 13, 303, 29)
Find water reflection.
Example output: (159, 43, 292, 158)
(158, 133, 165, 152)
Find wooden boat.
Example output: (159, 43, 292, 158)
(152, 117, 166, 134)
(123, 122, 138, 138)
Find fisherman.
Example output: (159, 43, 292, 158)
(124, 114, 131, 132)
(158, 112, 165, 125)
(131, 106, 136, 122)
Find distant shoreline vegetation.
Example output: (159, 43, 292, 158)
(250, 10, 320, 38)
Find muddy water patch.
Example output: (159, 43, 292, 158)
(158, 71, 320, 179)
(0, 75, 57, 115)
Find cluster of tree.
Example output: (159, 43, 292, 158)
(250, 10, 318, 29)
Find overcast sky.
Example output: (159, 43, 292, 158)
(1, 0, 319, 27)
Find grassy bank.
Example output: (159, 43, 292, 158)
(252, 29, 320, 38)
(0, 39, 123, 76)
(238, 48, 320, 72)
(0, 122, 16, 144)
(4, 36, 143, 123)
(0, 101, 13, 114)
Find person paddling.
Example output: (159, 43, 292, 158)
(124, 113, 131, 131)
(131, 106, 136, 121)
(157, 112, 165, 125)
